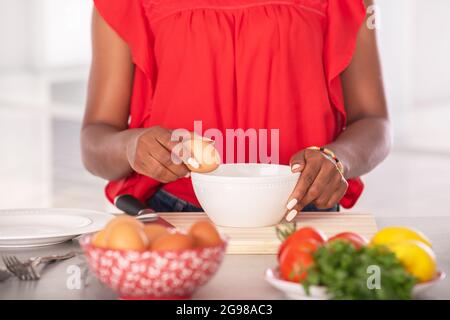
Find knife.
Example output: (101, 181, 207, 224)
(114, 194, 175, 228)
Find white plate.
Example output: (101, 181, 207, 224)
(265, 267, 446, 300)
(265, 268, 330, 300)
(0, 208, 114, 248)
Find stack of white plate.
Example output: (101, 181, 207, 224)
(0, 208, 114, 248)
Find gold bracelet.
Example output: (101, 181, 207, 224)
(306, 146, 345, 176)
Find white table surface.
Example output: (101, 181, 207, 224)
(1, 216, 449, 300)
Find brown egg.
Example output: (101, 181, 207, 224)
(189, 221, 223, 248)
(107, 222, 149, 251)
(92, 229, 109, 248)
(183, 138, 220, 173)
(105, 215, 144, 230)
(151, 233, 195, 251)
(143, 224, 169, 244)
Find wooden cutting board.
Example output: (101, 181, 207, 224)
(159, 212, 378, 255)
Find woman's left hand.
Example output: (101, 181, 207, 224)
(285, 148, 348, 221)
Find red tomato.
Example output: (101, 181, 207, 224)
(277, 227, 326, 261)
(328, 232, 368, 249)
(279, 238, 319, 283)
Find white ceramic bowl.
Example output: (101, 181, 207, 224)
(191, 164, 300, 227)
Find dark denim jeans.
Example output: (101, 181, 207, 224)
(147, 188, 339, 213)
(147, 189, 204, 212)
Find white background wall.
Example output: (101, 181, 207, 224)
(412, 0, 450, 106)
(0, 0, 30, 71)
(0, 0, 91, 72)
(375, 0, 450, 144)
(28, 0, 91, 70)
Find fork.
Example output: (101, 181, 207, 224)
(2, 255, 36, 280)
(2, 252, 78, 281)
(0, 268, 11, 282)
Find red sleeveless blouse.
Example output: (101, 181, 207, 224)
(94, 0, 366, 209)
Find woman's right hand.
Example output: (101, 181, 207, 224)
(126, 126, 193, 183)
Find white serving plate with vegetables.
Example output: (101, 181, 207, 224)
(268, 225, 443, 300)
(265, 267, 446, 300)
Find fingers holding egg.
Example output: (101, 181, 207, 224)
(182, 135, 221, 173)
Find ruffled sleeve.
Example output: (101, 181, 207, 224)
(324, 0, 366, 129)
(324, 0, 367, 209)
(94, 0, 153, 78)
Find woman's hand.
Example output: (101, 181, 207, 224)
(126, 126, 194, 183)
(285, 149, 348, 221)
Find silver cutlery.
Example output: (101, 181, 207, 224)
(0, 268, 11, 282)
(2, 252, 78, 281)
(114, 194, 158, 222)
(114, 194, 175, 227)
(2, 255, 36, 280)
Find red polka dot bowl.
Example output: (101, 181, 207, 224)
(80, 234, 227, 300)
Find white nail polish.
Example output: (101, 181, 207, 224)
(286, 209, 298, 222)
(202, 136, 214, 142)
(193, 133, 214, 142)
(291, 164, 301, 171)
(286, 198, 298, 210)
(187, 157, 200, 169)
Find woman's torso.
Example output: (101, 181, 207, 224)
(98, 0, 366, 207)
